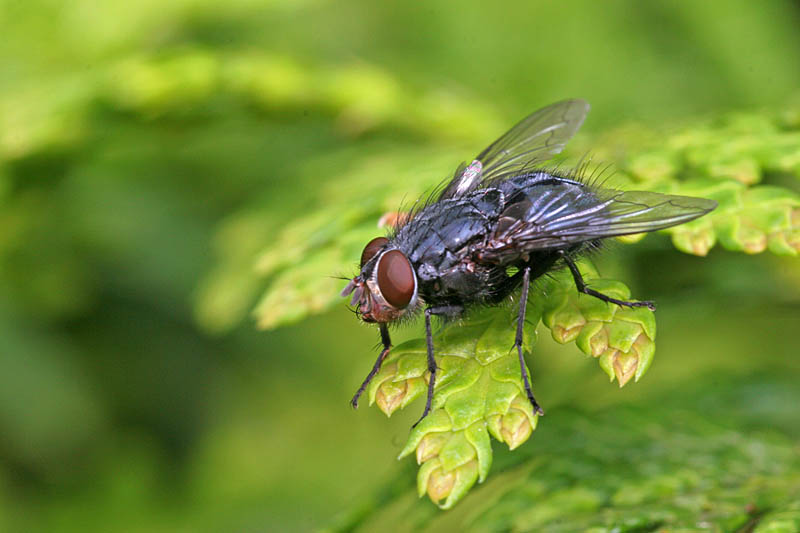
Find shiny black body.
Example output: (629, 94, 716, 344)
(393, 172, 585, 312)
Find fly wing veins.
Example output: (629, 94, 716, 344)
(439, 99, 590, 201)
(477, 181, 717, 262)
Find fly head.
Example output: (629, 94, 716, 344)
(341, 237, 419, 323)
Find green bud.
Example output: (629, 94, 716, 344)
(556, 297, 657, 387)
(612, 350, 639, 387)
(594, 326, 656, 386)
(437, 432, 477, 473)
(544, 292, 587, 344)
(633, 333, 656, 382)
(416, 431, 450, 464)
(424, 459, 456, 503)
(418, 456, 480, 509)
(487, 395, 538, 451)
(500, 407, 533, 450)
(411, 419, 492, 507)
(671, 221, 717, 257)
(576, 320, 608, 357)
(740, 225, 768, 254)
(398, 408, 454, 461)
(375, 376, 425, 417)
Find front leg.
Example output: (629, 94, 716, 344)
(515, 266, 545, 415)
(412, 305, 463, 428)
(350, 323, 392, 409)
(560, 252, 656, 311)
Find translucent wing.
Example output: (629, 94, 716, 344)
(482, 183, 717, 260)
(439, 99, 590, 199)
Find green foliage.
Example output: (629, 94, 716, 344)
(371, 304, 540, 509)
(538, 264, 656, 386)
(332, 376, 800, 531)
(363, 263, 656, 508)
(592, 111, 800, 257)
(0, 0, 799, 530)
(199, 93, 799, 508)
(214, 100, 800, 333)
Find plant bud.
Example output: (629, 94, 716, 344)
(426, 466, 457, 503)
(375, 379, 407, 416)
(375, 376, 424, 416)
(419, 458, 479, 508)
(612, 350, 639, 387)
(416, 431, 451, 464)
(500, 409, 532, 450)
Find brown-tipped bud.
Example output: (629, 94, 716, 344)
(416, 432, 450, 464)
(422, 460, 480, 508)
(375, 378, 408, 416)
(740, 227, 767, 254)
(426, 466, 457, 503)
(672, 223, 716, 257)
(587, 323, 609, 357)
(551, 323, 585, 344)
(499, 409, 532, 450)
(488, 395, 537, 450)
(612, 350, 639, 387)
(688, 227, 716, 256)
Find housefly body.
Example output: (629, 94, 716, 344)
(341, 99, 717, 426)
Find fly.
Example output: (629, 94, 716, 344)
(341, 99, 717, 427)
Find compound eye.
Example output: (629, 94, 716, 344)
(376, 250, 415, 308)
(360, 237, 389, 267)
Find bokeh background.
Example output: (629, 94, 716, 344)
(0, 0, 798, 531)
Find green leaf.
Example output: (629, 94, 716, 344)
(662, 179, 800, 256)
(332, 376, 800, 531)
(0, 46, 797, 332)
(537, 264, 656, 386)
(366, 264, 655, 507)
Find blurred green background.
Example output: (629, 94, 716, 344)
(0, 0, 798, 531)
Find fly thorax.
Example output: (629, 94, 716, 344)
(416, 263, 439, 282)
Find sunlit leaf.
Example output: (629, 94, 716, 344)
(333, 377, 800, 530)
(363, 263, 655, 507)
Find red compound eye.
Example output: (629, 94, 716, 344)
(376, 250, 414, 308)
(360, 237, 389, 267)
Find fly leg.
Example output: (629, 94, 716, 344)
(413, 305, 462, 428)
(350, 323, 392, 409)
(516, 267, 545, 415)
(412, 309, 437, 428)
(560, 252, 656, 311)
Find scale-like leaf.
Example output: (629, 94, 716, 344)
(363, 263, 654, 508)
(332, 376, 800, 530)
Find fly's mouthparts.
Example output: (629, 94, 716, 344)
(341, 278, 372, 316)
(352, 286, 366, 308)
(350, 288, 360, 307)
(340, 279, 358, 298)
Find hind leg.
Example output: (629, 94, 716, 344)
(560, 251, 656, 311)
